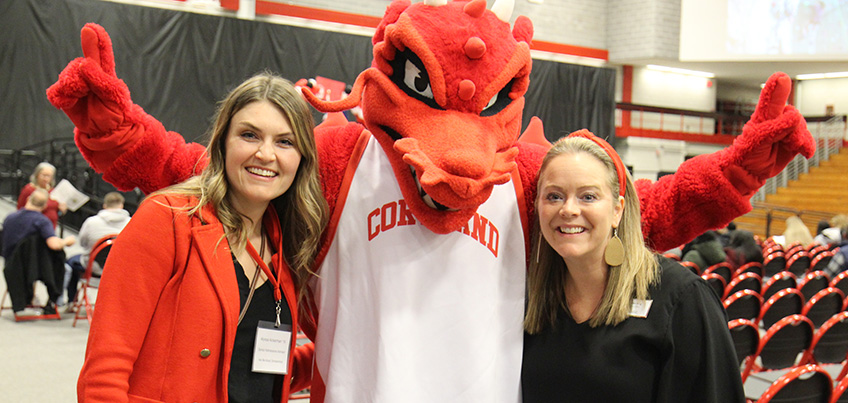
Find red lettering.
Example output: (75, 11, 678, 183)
(398, 199, 416, 226)
(367, 208, 380, 241)
(487, 223, 499, 257)
(381, 202, 397, 231)
(471, 213, 488, 247)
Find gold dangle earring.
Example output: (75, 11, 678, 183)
(604, 227, 625, 267)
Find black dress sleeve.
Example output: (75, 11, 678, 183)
(655, 274, 746, 403)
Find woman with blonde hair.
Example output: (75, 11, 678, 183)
(521, 130, 743, 402)
(17, 162, 67, 228)
(77, 72, 328, 402)
(783, 214, 813, 247)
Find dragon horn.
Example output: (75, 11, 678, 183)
(491, 0, 514, 23)
(423, 0, 448, 5)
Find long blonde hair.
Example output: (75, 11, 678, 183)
(524, 135, 659, 332)
(783, 215, 813, 247)
(156, 72, 328, 294)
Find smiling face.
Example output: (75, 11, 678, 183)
(537, 152, 624, 269)
(224, 100, 301, 213)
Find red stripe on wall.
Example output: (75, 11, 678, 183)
(221, 1, 608, 60)
(530, 40, 608, 60)
(255, 1, 383, 28)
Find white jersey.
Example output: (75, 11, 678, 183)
(311, 134, 527, 402)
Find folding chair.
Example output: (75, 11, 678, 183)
(786, 243, 804, 259)
(701, 272, 726, 300)
(735, 261, 765, 278)
(799, 271, 832, 302)
(786, 251, 812, 277)
(809, 245, 830, 259)
(729, 318, 760, 368)
(2, 234, 64, 322)
(830, 271, 848, 297)
(724, 289, 763, 322)
(803, 288, 846, 328)
(811, 251, 834, 272)
(762, 271, 798, 302)
(71, 234, 117, 327)
(832, 374, 848, 403)
(801, 311, 848, 382)
(705, 262, 734, 284)
(724, 272, 763, 300)
(742, 315, 814, 382)
(764, 252, 788, 278)
(679, 260, 700, 275)
(758, 288, 804, 330)
(755, 364, 832, 403)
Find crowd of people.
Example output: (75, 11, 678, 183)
(0, 7, 834, 402)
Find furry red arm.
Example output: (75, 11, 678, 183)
(716, 72, 815, 196)
(47, 23, 204, 193)
(636, 154, 751, 252)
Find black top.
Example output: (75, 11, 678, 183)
(228, 255, 293, 403)
(521, 257, 745, 403)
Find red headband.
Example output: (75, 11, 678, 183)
(567, 129, 626, 197)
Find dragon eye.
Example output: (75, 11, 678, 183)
(403, 60, 433, 99)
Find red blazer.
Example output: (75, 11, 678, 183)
(78, 194, 312, 402)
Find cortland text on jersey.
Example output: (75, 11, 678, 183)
(366, 198, 500, 257)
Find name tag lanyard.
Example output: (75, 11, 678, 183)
(237, 235, 286, 328)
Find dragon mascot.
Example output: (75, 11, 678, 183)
(48, 0, 813, 401)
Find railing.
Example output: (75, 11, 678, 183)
(747, 201, 836, 238)
(0, 138, 142, 232)
(616, 103, 748, 145)
(751, 115, 846, 203)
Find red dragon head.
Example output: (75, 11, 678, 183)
(303, 0, 533, 234)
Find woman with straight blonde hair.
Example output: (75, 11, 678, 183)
(521, 130, 744, 402)
(77, 72, 328, 402)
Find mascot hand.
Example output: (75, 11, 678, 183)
(47, 23, 139, 139)
(721, 72, 815, 195)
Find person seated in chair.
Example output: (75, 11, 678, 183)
(2, 188, 76, 315)
(64, 191, 131, 306)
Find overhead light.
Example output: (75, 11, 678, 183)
(796, 72, 848, 80)
(646, 64, 715, 78)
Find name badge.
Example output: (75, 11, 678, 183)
(629, 299, 653, 318)
(252, 321, 292, 375)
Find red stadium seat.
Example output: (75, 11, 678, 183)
(755, 364, 832, 403)
(758, 288, 805, 330)
(742, 315, 814, 382)
(803, 288, 847, 328)
(724, 289, 763, 322)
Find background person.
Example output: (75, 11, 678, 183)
(76, 73, 327, 402)
(783, 214, 814, 247)
(521, 131, 744, 402)
(63, 191, 131, 306)
(17, 162, 67, 228)
(725, 229, 764, 268)
(2, 188, 76, 314)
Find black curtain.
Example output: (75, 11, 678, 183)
(524, 59, 616, 143)
(1, 0, 615, 151)
(0, 0, 374, 149)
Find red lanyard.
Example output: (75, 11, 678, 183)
(245, 240, 285, 327)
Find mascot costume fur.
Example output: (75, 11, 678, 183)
(48, 0, 813, 401)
